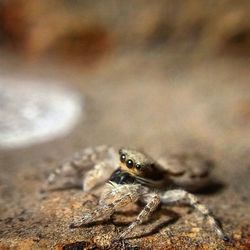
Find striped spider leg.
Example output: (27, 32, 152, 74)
(70, 182, 142, 227)
(160, 189, 229, 241)
(42, 145, 118, 192)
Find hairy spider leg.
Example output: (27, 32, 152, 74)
(118, 192, 161, 239)
(70, 183, 141, 227)
(161, 189, 229, 241)
(43, 146, 117, 192)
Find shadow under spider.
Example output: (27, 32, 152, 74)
(195, 179, 226, 195)
(77, 206, 179, 238)
(111, 207, 180, 239)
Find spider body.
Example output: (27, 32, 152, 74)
(44, 145, 229, 242)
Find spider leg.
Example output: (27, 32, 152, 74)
(70, 183, 141, 227)
(161, 189, 229, 241)
(42, 145, 118, 192)
(83, 160, 116, 192)
(118, 192, 161, 239)
(69, 203, 116, 228)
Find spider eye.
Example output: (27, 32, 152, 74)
(126, 159, 134, 168)
(135, 163, 141, 170)
(120, 154, 126, 163)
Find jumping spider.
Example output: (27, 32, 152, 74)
(44, 145, 229, 241)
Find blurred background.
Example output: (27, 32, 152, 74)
(0, 0, 249, 149)
(0, 1, 250, 249)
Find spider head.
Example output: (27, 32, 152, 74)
(118, 148, 164, 182)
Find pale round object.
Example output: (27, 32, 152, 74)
(0, 77, 83, 148)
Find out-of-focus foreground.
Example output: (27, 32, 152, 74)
(0, 1, 249, 249)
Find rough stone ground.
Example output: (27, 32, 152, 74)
(0, 51, 250, 249)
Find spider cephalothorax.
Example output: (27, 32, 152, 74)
(44, 145, 229, 242)
(111, 148, 168, 188)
